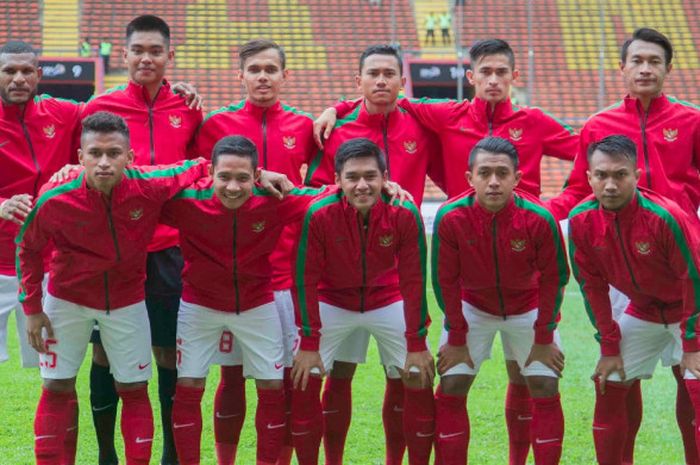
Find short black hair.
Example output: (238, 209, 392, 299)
(621, 28, 673, 65)
(239, 39, 286, 70)
(126, 15, 171, 46)
(212, 135, 259, 170)
(81, 111, 130, 141)
(359, 44, 403, 75)
(469, 39, 515, 69)
(586, 135, 638, 165)
(0, 41, 37, 56)
(468, 136, 519, 170)
(335, 138, 387, 173)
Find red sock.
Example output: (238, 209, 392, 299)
(276, 367, 294, 465)
(531, 394, 564, 465)
(291, 376, 323, 465)
(322, 377, 352, 465)
(256, 388, 286, 464)
(215, 365, 246, 465)
(505, 383, 532, 465)
(434, 386, 468, 465)
(172, 384, 204, 465)
(593, 380, 629, 465)
(383, 378, 406, 465)
(675, 366, 699, 465)
(403, 386, 435, 465)
(621, 380, 642, 465)
(61, 393, 78, 465)
(684, 379, 700, 465)
(35, 387, 73, 465)
(118, 385, 154, 465)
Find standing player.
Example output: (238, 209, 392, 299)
(315, 38, 577, 465)
(192, 39, 318, 465)
(291, 138, 435, 465)
(17, 112, 207, 465)
(568, 135, 700, 464)
(432, 137, 568, 465)
(81, 15, 203, 465)
(304, 43, 443, 465)
(550, 28, 700, 465)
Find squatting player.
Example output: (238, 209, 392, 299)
(291, 138, 435, 465)
(568, 135, 700, 465)
(432, 136, 568, 465)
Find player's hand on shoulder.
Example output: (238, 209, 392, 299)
(681, 351, 700, 380)
(0, 194, 34, 226)
(404, 350, 435, 387)
(49, 164, 81, 183)
(259, 169, 294, 200)
(437, 342, 473, 375)
(292, 350, 325, 391)
(26, 312, 54, 353)
(383, 180, 414, 205)
(525, 343, 565, 377)
(172, 81, 204, 110)
(313, 107, 337, 149)
(592, 354, 625, 394)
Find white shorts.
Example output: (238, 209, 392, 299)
(439, 302, 561, 378)
(177, 300, 284, 380)
(301, 301, 408, 374)
(607, 313, 681, 382)
(0, 274, 44, 368)
(609, 286, 631, 321)
(41, 294, 152, 382)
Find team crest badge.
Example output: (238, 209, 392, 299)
(403, 140, 417, 154)
(663, 128, 678, 142)
(283, 136, 296, 150)
(379, 235, 394, 247)
(510, 239, 527, 252)
(129, 208, 143, 221)
(43, 125, 56, 139)
(252, 221, 266, 233)
(169, 115, 182, 128)
(635, 241, 651, 255)
(509, 128, 523, 141)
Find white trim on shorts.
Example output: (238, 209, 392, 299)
(0, 274, 45, 368)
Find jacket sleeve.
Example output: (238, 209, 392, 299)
(185, 110, 205, 160)
(281, 187, 327, 223)
(292, 210, 325, 351)
(546, 124, 594, 220)
(145, 158, 208, 201)
(425, 131, 447, 194)
(159, 198, 183, 229)
(432, 210, 468, 346)
(399, 97, 465, 133)
(537, 109, 578, 162)
(306, 143, 336, 187)
(332, 98, 362, 118)
(190, 117, 219, 159)
(397, 203, 430, 352)
(533, 213, 570, 344)
(568, 217, 621, 355)
(16, 205, 49, 315)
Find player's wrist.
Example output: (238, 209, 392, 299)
(299, 337, 320, 352)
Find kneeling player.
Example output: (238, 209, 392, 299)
(432, 136, 568, 465)
(291, 138, 435, 465)
(17, 112, 207, 465)
(568, 135, 700, 465)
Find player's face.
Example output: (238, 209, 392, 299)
(356, 54, 405, 108)
(620, 40, 671, 100)
(0, 53, 41, 105)
(467, 53, 518, 105)
(124, 31, 173, 87)
(587, 150, 640, 211)
(211, 154, 259, 210)
(239, 48, 288, 108)
(467, 151, 521, 213)
(79, 131, 134, 195)
(335, 156, 387, 217)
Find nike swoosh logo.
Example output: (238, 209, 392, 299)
(393, 406, 404, 413)
(173, 423, 195, 429)
(439, 431, 466, 439)
(35, 435, 57, 440)
(267, 423, 286, 429)
(416, 432, 434, 438)
(135, 437, 154, 443)
(92, 403, 115, 412)
(274, 363, 284, 370)
(323, 410, 340, 415)
(138, 362, 150, 370)
(291, 431, 310, 436)
(215, 412, 241, 419)
(535, 438, 560, 444)
(517, 415, 533, 421)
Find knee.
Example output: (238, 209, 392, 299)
(92, 343, 110, 367)
(115, 380, 148, 391)
(177, 377, 206, 389)
(330, 361, 357, 379)
(256, 379, 283, 390)
(440, 374, 473, 396)
(152, 346, 176, 369)
(43, 378, 76, 393)
(526, 376, 559, 398)
(506, 360, 526, 385)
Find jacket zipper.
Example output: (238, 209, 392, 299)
(382, 114, 390, 177)
(358, 214, 368, 313)
(19, 109, 41, 194)
(104, 196, 121, 313)
(233, 212, 240, 314)
(492, 217, 505, 318)
(262, 110, 268, 169)
(147, 86, 162, 165)
(638, 104, 652, 189)
(487, 105, 494, 135)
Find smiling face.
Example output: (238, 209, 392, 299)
(587, 150, 640, 211)
(239, 47, 287, 108)
(124, 30, 173, 88)
(467, 53, 518, 106)
(620, 39, 671, 101)
(79, 131, 134, 196)
(0, 52, 41, 105)
(211, 153, 259, 210)
(467, 150, 521, 213)
(335, 155, 387, 217)
(356, 53, 405, 113)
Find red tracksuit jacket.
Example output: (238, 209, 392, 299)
(83, 80, 203, 252)
(306, 100, 444, 206)
(16, 160, 206, 314)
(293, 186, 430, 353)
(193, 99, 318, 291)
(333, 96, 577, 198)
(0, 95, 82, 276)
(549, 94, 700, 219)
(160, 180, 325, 313)
(432, 189, 569, 346)
(568, 188, 700, 355)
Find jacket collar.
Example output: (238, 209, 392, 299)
(356, 100, 399, 126)
(243, 99, 283, 118)
(1, 95, 37, 120)
(472, 192, 517, 221)
(471, 97, 516, 126)
(622, 94, 670, 114)
(600, 189, 640, 222)
(341, 190, 387, 224)
(125, 79, 170, 105)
